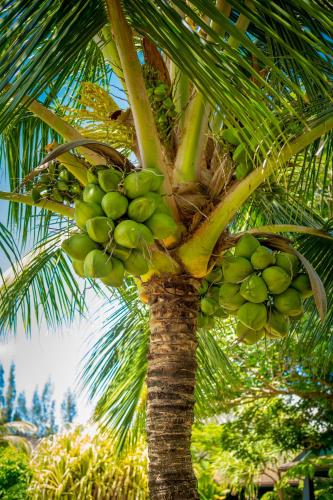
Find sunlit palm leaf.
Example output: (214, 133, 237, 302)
(0, 0, 107, 130)
(81, 284, 149, 452)
(0, 224, 87, 335)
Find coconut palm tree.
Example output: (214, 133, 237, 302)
(1, 1, 333, 498)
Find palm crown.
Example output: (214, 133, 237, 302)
(0, 0, 332, 497)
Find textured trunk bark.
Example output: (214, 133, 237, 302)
(145, 274, 199, 499)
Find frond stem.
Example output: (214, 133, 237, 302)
(247, 225, 333, 240)
(105, 0, 179, 219)
(0, 192, 74, 219)
(178, 115, 333, 276)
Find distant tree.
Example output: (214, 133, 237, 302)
(0, 364, 5, 410)
(5, 363, 16, 422)
(30, 389, 42, 430)
(49, 400, 58, 435)
(61, 389, 77, 425)
(39, 380, 56, 436)
(13, 392, 29, 423)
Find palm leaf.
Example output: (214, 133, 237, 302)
(0, 0, 107, 130)
(195, 327, 237, 419)
(0, 224, 87, 335)
(81, 284, 149, 452)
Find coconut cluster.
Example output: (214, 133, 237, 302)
(30, 163, 82, 204)
(61, 165, 178, 288)
(145, 79, 176, 142)
(198, 234, 313, 345)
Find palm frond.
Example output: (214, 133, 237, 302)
(195, 327, 237, 419)
(0, 224, 87, 336)
(0, 112, 62, 239)
(81, 284, 149, 452)
(288, 227, 333, 367)
(0, 0, 107, 131)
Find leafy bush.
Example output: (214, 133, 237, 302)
(28, 427, 147, 499)
(0, 447, 31, 500)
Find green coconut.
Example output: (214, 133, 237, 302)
(197, 313, 215, 329)
(221, 127, 241, 146)
(87, 165, 105, 184)
(219, 282, 240, 300)
(222, 255, 254, 283)
(114, 220, 141, 248)
(291, 273, 313, 298)
(206, 286, 220, 303)
(87, 170, 98, 184)
(56, 169, 69, 182)
(135, 223, 154, 248)
(240, 274, 268, 303)
(274, 288, 304, 317)
(145, 213, 178, 239)
(206, 267, 223, 284)
(72, 259, 85, 278)
(145, 192, 170, 215)
(86, 217, 115, 243)
(84, 249, 113, 278)
(61, 233, 98, 260)
(128, 196, 156, 222)
(74, 200, 104, 229)
(235, 234, 260, 259)
(124, 171, 155, 199)
(31, 186, 43, 203)
(198, 280, 209, 295)
(114, 220, 153, 249)
(275, 252, 300, 277)
(101, 192, 128, 220)
(101, 258, 125, 287)
(105, 242, 132, 262)
(124, 249, 149, 276)
(262, 266, 291, 294)
(50, 189, 64, 203)
(290, 312, 304, 321)
(70, 182, 81, 197)
(147, 170, 164, 192)
(251, 246, 275, 270)
(83, 183, 105, 204)
(214, 307, 229, 318)
(200, 297, 218, 316)
(265, 309, 289, 338)
(236, 322, 264, 344)
(97, 168, 122, 192)
(237, 302, 267, 330)
(57, 180, 68, 192)
(219, 282, 246, 310)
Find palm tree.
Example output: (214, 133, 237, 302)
(1, 1, 333, 497)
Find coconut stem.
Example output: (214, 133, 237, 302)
(26, 100, 106, 166)
(97, 26, 127, 92)
(247, 225, 333, 240)
(0, 192, 74, 219)
(105, 0, 179, 221)
(174, 92, 210, 183)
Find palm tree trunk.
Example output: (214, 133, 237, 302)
(145, 274, 199, 499)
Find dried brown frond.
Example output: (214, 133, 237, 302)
(142, 38, 171, 86)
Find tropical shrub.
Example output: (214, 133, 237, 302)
(0, 447, 31, 500)
(28, 427, 147, 499)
